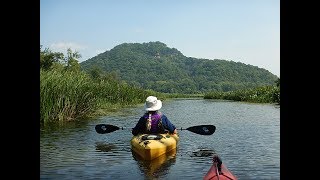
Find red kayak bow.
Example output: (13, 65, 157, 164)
(203, 155, 238, 180)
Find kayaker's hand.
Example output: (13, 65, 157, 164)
(172, 129, 177, 134)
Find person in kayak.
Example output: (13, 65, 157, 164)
(132, 96, 177, 136)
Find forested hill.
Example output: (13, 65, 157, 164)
(80, 41, 278, 94)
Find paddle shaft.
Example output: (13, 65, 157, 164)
(95, 124, 215, 135)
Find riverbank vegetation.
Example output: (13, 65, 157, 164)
(204, 79, 280, 104)
(40, 46, 163, 125)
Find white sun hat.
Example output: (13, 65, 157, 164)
(144, 96, 162, 111)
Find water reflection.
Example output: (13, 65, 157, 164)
(41, 99, 280, 179)
(191, 149, 216, 157)
(95, 142, 117, 152)
(132, 149, 177, 179)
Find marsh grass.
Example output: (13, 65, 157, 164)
(40, 70, 154, 124)
(204, 86, 280, 104)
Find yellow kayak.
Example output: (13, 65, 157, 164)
(130, 133, 179, 160)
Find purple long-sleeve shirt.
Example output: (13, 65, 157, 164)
(132, 112, 176, 136)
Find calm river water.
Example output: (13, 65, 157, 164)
(40, 99, 280, 180)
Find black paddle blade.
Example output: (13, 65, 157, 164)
(95, 124, 120, 134)
(186, 125, 216, 135)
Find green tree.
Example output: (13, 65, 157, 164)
(89, 65, 103, 80)
(64, 48, 81, 72)
(40, 45, 64, 70)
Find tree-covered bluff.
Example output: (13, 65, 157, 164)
(80, 41, 278, 94)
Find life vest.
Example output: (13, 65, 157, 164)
(143, 112, 165, 134)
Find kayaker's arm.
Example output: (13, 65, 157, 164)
(161, 114, 177, 134)
(132, 117, 146, 135)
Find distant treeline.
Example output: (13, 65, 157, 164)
(204, 78, 280, 104)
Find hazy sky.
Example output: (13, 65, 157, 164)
(40, 0, 280, 77)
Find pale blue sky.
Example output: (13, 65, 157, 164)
(40, 0, 280, 77)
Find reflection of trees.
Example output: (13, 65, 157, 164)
(132, 149, 177, 179)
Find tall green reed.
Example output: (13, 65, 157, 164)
(40, 70, 97, 123)
(40, 69, 156, 124)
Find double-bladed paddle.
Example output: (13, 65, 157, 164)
(95, 124, 215, 135)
